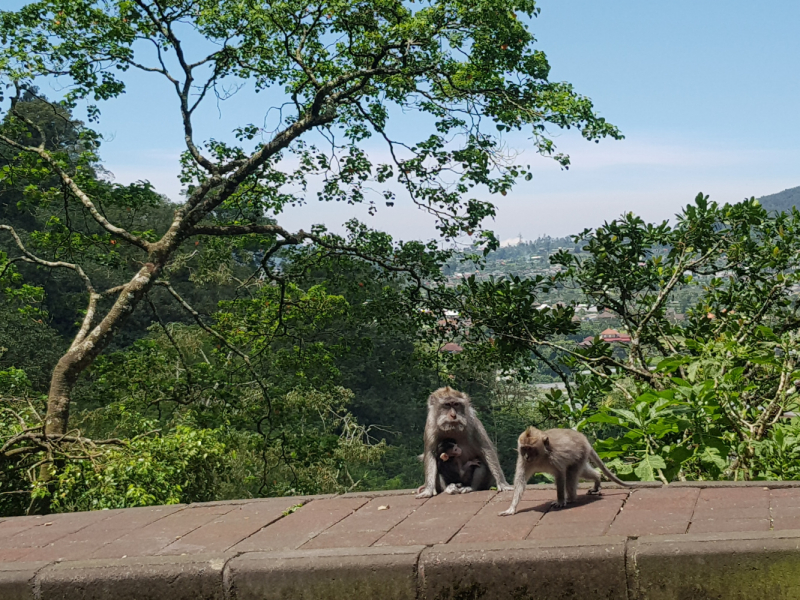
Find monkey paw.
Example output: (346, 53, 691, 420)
(444, 484, 461, 495)
(587, 488, 602, 496)
(498, 508, 515, 517)
(550, 500, 569, 509)
(497, 483, 514, 492)
(458, 486, 474, 494)
(415, 489, 435, 499)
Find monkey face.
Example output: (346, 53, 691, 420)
(520, 445, 540, 462)
(437, 440, 461, 461)
(520, 437, 549, 463)
(436, 399, 467, 432)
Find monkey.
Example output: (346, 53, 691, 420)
(437, 438, 462, 462)
(437, 439, 482, 491)
(415, 439, 482, 495)
(499, 426, 631, 516)
(416, 387, 513, 498)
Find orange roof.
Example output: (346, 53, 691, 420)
(440, 343, 463, 353)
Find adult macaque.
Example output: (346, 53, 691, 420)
(416, 387, 512, 498)
(499, 426, 630, 515)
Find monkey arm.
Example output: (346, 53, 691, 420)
(499, 455, 528, 516)
(472, 418, 512, 490)
(416, 451, 439, 499)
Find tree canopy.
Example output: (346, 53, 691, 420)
(0, 0, 620, 514)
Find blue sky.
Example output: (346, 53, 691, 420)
(5, 0, 799, 244)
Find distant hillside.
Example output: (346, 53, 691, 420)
(759, 186, 800, 214)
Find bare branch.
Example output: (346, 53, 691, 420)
(192, 223, 428, 290)
(131, 0, 217, 174)
(9, 84, 46, 150)
(191, 224, 297, 239)
(0, 256, 24, 280)
(0, 136, 152, 252)
(0, 225, 95, 292)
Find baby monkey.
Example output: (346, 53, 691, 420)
(416, 439, 481, 495)
(437, 439, 481, 494)
(499, 426, 630, 516)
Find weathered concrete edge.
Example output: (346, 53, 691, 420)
(226, 545, 426, 600)
(628, 529, 800, 600)
(0, 561, 51, 600)
(6, 530, 800, 599)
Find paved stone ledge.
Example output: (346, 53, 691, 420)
(3, 483, 800, 599)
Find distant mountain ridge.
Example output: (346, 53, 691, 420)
(759, 186, 800, 214)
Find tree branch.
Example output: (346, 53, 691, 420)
(0, 224, 104, 348)
(191, 223, 298, 239)
(0, 136, 152, 253)
(131, 0, 217, 174)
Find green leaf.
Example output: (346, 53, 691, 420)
(749, 354, 777, 365)
(656, 357, 688, 372)
(585, 412, 621, 425)
(686, 361, 701, 382)
(665, 444, 694, 467)
(699, 446, 728, 471)
(608, 408, 638, 424)
(634, 455, 666, 481)
(605, 458, 634, 476)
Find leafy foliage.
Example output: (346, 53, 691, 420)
(457, 195, 800, 482)
(53, 422, 234, 512)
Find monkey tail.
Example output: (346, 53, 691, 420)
(588, 448, 631, 487)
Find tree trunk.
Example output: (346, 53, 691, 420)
(26, 356, 80, 514)
(27, 263, 159, 514)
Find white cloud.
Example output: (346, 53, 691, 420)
(514, 132, 783, 172)
(500, 235, 524, 247)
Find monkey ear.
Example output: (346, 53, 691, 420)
(542, 436, 550, 449)
(440, 453, 449, 461)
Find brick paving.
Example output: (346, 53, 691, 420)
(2, 483, 800, 564)
(232, 495, 369, 553)
(608, 487, 699, 536)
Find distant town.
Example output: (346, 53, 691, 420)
(434, 227, 800, 386)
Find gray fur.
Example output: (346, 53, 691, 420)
(499, 426, 630, 515)
(416, 387, 512, 498)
